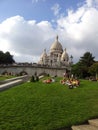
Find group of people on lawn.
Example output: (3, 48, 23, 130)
(42, 73, 80, 89)
(60, 73, 80, 88)
(60, 78, 80, 88)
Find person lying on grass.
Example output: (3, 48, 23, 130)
(43, 78, 55, 83)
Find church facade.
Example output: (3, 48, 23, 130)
(38, 36, 72, 67)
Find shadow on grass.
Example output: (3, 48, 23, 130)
(55, 115, 98, 130)
(55, 126, 72, 130)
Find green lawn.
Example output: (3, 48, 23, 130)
(0, 78, 98, 130)
(0, 75, 16, 81)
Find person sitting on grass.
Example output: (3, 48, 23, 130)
(65, 79, 73, 89)
(60, 78, 66, 85)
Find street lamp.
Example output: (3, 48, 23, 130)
(42, 58, 44, 66)
(70, 55, 73, 78)
(70, 55, 73, 65)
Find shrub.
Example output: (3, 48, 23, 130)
(35, 76, 39, 81)
(30, 75, 35, 82)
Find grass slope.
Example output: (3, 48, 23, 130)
(0, 78, 98, 130)
(0, 75, 16, 81)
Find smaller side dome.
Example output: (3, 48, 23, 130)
(61, 48, 69, 61)
(38, 49, 47, 64)
(40, 49, 47, 59)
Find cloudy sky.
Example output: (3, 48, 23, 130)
(0, 0, 98, 63)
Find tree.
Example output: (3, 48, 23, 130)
(4, 52, 15, 64)
(71, 63, 80, 78)
(89, 62, 98, 77)
(80, 52, 95, 67)
(0, 51, 15, 64)
(72, 52, 95, 78)
(79, 52, 95, 78)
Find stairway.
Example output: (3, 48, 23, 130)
(0, 75, 29, 91)
(72, 119, 98, 130)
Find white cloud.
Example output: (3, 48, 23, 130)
(86, 0, 93, 7)
(0, 15, 55, 63)
(32, 0, 39, 3)
(56, 0, 98, 62)
(32, 0, 46, 4)
(51, 3, 61, 16)
(0, 0, 98, 63)
(86, 0, 98, 8)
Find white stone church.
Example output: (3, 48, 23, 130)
(38, 35, 72, 67)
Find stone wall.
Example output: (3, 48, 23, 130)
(0, 65, 71, 77)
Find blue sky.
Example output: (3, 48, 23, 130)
(0, 0, 98, 63)
(0, 0, 84, 22)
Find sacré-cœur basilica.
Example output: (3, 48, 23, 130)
(38, 35, 73, 68)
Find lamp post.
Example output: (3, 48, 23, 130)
(42, 58, 43, 66)
(70, 55, 73, 65)
(70, 55, 73, 78)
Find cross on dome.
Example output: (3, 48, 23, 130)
(56, 35, 58, 41)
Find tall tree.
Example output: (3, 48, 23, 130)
(80, 52, 95, 67)
(89, 62, 98, 77)
(4, 52, 15, 64)
(72, 52, 95, 78)
(71, 63, 80, 78)
(0, 51, 15, 64)
(0, 51, 4, 64)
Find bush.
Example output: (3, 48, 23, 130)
(35, 76, 39, 81)
(30, 75, 39, 82)
(30, 75, 35, 82)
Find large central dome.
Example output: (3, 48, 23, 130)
(50, 35, 63, 54)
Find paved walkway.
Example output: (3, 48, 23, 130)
(0, 79, 23, 91)
(0, 75, 29, 91)
(72, 119, 98, 130)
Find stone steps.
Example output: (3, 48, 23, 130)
(88, 119, 98, 127)
(0, 75, 28, 85)
(0, 79, 23, 91)
(0, 75, 30, 91)
(72, 119, 98, 130)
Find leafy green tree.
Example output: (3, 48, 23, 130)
(0, 51, 4, 64)
(72, 52, 95, 78)
(79, 52, 95, 78)
(0, 51, 15, 64)
(80, 52, 95, 67)
(71, 63, 80, 78)
(89, 62, 98, 77)
(4, 52, 15, 64)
